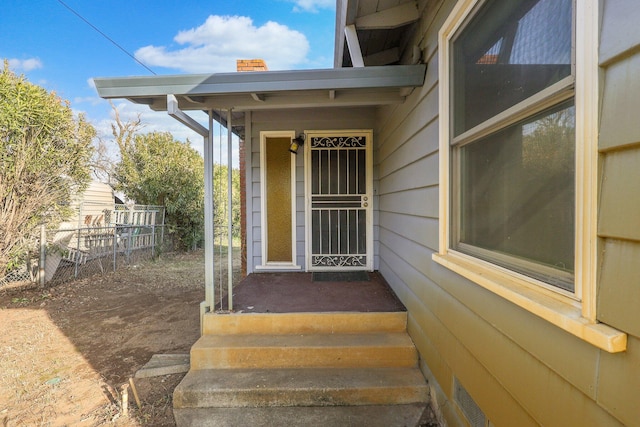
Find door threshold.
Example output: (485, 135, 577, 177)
(255, 264, 302, 271)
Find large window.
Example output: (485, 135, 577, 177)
(435, 0, 627, 351)
(452, 0, 575, 291)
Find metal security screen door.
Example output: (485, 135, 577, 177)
(306, 131, 373, 270)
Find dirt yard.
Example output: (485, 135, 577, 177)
(0, 250, 228, 426)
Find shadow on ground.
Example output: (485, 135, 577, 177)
(0, 250, 228, 426)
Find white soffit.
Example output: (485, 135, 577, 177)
(335, 0, 420, 68)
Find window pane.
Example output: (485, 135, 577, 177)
(453, 0, 572, 136)
(457, 101, 575, 290)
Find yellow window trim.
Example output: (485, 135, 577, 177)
(259, 131, 299, 269)
(436, 0, 627, 353)
(433, 252, 626, 353)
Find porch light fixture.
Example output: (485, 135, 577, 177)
(289, 134, 305, 154)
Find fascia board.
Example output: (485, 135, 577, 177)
(93, 65, 426, 99)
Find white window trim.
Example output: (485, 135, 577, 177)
(256, 131, 301, 271)
(433, 0, 626, 353)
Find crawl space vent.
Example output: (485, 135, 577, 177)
(454, 377, 487, 427)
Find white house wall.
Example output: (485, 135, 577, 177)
(247, 107, 378, 273)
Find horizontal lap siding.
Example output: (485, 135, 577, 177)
(599, 149, 640, 241)
(379, 211, 438, 251)
(599, 0, 640, 67)
(379, 186, 438, 217)
(599, 54, 640, 151)
(376, 0, 632, 425)
(378, 153, 438, 195)
(379, 225, 615, 425)
(598, 239, 640, 337)
(379, 121, 439, 179)
(597, 336, 640, 426)
(596, 2, 640, 425)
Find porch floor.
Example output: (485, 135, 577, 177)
(216, 271, 405, 313)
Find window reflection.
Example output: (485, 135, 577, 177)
(453, 0, 572, 135)
(459, 101, 575, 290)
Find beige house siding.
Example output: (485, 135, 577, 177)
(247, 107, 377, 273)
(375, 0, 638, 425)
(595, 1, 640, 424)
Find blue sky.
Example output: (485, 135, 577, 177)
(1, 0, 336, 163)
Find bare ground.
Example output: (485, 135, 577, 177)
(0, 250, 222, 426)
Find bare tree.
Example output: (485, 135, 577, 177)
(91, 137, 116, 184)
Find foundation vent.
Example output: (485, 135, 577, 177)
(453, 377, 487, 427)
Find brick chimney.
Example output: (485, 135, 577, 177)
(236, 59, 268, 72)
(235, 59, 267, 278)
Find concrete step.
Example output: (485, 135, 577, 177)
(173, 367, 429, 408)
(202, 311, 408, 335)
(173, 403, 429, 427)
(190, 332, 418, 370)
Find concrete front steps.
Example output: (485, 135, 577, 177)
(173, 312, 430, 426)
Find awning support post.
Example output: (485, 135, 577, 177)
(204, 111, 215, 314)
(226, 109, 234, 311)
(166, 95, 215, 325)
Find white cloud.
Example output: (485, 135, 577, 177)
(135, 15, 310, 73)
(7, 57, 43, 72)
(72, 80, 103, 106)
(290, 0, 335, 12)
(74, 96, 104, 107)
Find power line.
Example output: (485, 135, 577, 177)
(56, 0, 157, 75)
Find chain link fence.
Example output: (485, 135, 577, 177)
(44, 223, 168, 285)
(1, 204, 167, 288)
(0, 258, 35, 285)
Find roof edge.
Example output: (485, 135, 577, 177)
(93, 64, 427, 99)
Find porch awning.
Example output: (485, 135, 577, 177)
(93, 64, 426, 113)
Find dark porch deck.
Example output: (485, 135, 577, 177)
(217, 271, 405, 313)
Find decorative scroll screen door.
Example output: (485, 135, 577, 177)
(306, 131, 373, 270)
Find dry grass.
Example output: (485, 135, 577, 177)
(0, 248, 240, 426)
(0, 308, 118, 425)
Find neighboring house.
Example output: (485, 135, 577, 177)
(46, 181, 117, 280)
(47, 182, 163, 281)
(94, 0, 640, 425)
(61, 180, 115, 229)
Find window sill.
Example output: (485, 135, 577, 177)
(432, 251, 627, 353)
